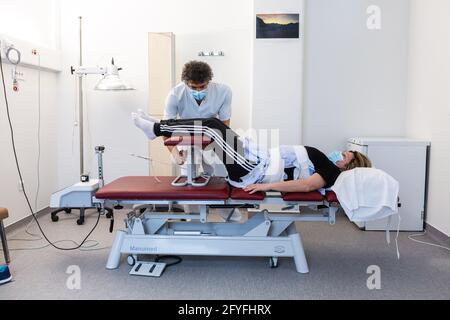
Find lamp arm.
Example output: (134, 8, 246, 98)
(72, 65, 107, 75)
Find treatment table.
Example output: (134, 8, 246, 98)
(51, 141, 340, 274)
(94, 176, 339, 273)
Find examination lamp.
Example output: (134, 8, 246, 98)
(71, 58, 135, 91)
(53, 17, 135, 226)
(70, 17, 135, 182)
(95, 60, 134, 91)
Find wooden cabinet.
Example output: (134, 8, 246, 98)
(148, 32, 176, 176)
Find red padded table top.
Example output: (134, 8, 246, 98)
(282, 191, 324, 202)
(230, 188, 266, 201)
(164, 136, 212, 147)
(325, 191, 339, 203)
(95, 176, 230, 200)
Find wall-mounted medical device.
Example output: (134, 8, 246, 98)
(0, 33, 62, 72)
(0, 39, 23, 91)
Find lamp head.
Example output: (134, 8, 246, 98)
(95, 58, 135, 91)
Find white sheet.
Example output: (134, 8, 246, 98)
(331, 168, 399, 222)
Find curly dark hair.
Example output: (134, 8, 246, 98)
(181, 61, 214, 84)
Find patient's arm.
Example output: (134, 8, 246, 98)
(244, 173, 327, 194)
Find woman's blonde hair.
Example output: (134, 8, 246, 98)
(346, 151, 372, 170)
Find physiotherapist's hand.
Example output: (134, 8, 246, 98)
(171, 148, 187, 165)
(244, 183, 271, 194)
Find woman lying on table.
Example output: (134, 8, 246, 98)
(132, 111, 372, 194)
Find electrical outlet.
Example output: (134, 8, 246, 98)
(11, 69, 24, 81)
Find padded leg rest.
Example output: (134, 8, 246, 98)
(164, 136, 212, 147)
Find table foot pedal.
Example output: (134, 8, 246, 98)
(129, 262, 167, 277)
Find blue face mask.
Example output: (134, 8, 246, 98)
(328, 151, 344, 166)
(191, 89, 207, 101)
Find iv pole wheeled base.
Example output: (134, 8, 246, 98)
(51, 207, 113, 225)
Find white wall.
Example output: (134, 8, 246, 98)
(406, 0, 450, 236)
(252, 0, 305, 146)
(5, 0, 445, 238)
(302, 0, 410, 153)
(0, 0, 59, 49)
(57, 0, 253, 187)
(0, 0, 59, 226)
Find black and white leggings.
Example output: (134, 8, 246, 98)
(154, 118, 258, 182)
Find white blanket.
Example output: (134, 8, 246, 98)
(331, 168, 399, 222)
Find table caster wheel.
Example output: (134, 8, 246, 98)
(127, 255, 136, 266)
(77, 219, 84, 225)
(51, 215, 59, 222)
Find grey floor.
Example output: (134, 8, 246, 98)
(0, 209, 449, 300)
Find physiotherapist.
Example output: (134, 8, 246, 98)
(163, 60, 232, 174)
(163, 61, 237, 219)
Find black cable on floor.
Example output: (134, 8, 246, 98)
(155, 255, 183, 267)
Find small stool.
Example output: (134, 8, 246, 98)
(164, 136, 213, 187)
(0, 208, 10, 264)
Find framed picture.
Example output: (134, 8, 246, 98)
(256, 13, 300, 39)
